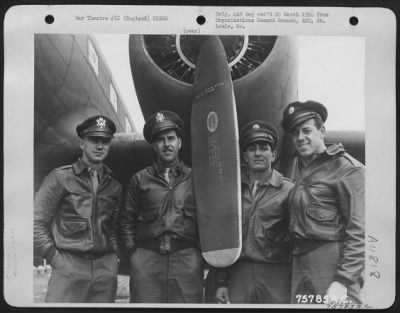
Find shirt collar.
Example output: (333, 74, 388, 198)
(152, 161, 184, 178)
(242, 169, 283, 188)
(73, 158, 110, 177)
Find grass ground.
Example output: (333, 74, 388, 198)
(33, 271, 130, 303)
(34, 269, 365, 304)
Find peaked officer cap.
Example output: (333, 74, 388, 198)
(240, 120, 279, 150)
(143, 111, 184, 143)
(281, 100, 328, 132)
(76, 115, 116, 138)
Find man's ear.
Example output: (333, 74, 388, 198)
(243, 151, 248, 163)
(271, 150, 277, 162)
(79, 138, 84, 151)
(320, 125, 326, 139)
(178, 137, 182, 150)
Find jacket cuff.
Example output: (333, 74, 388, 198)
(333, 274, 353, 288)
(45, 246, 57, 263)
(127, 246, 136, 258)
(112, 245, 121, 258)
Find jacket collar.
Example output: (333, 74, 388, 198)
(72, 158, 111, 177)
(295, 142, 345, 158)
(242, 169, 283, 188)
(325, 142, 345, 156)
(297, 143, 345, 169)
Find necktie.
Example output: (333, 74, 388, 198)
(251, 180, 259, 196)
(90, 169, 99, 192)
(164, 168, 170, 184)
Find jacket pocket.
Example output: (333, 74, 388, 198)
(53, 218, 90, 250)
(263, 230, 290, 262)
(60, 219, 88, 235)
(265, 230, 289, 244)
(306, 206, 337, 223)
(182, 207, 197, 220)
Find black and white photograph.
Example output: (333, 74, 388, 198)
(3, 5, 396, 309)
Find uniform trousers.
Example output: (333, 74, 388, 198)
(291, 241, 363, 304)
(45, 250, 119, 302)
(227, 260, 292, 303)
(129, 247, 204, 303)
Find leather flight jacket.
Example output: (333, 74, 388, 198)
(120, 162, 199, 256)
(288, 143, 365, 287)
(34, 159, 122, 262)
(240, 169, 294, 263)
(213, 169, 293, 287)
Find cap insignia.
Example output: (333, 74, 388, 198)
(253, 124, 260, 129)
(288, 107, 295, 115)
(96, 117, 106, 128)
(156, 112, 165, 123)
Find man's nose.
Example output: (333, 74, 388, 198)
(95, 140, 104, 147)
(297, 131, 305, 140)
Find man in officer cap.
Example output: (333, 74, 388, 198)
(214, 121, 293, 304)
(281, 100, 365, 304)
(120, 110, 203, 303)
(34, 115, 122, 302)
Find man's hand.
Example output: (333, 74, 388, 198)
(325, 281, 348, 303)
(215, 287, 230, 304)
(49, 249, 62, 269)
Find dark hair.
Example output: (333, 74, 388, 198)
(289, 114, 324, 135)
(313, 114, 324, 129)
(175, 129, 182, 139)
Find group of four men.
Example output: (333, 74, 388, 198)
(34, 100, 365, 304)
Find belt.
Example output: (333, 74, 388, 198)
(64, 249, 110, 260)
(137, 235, 197, 254)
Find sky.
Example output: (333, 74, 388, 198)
(95, 35, 365, 132)
(297, 36, 365, 131)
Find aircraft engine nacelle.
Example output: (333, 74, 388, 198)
(129, 35, 298, 167)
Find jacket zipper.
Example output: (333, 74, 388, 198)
(91, 174, 110, 250)
(161, 174, 191, 233)
(244, 183, 266, 257)
(91, 180, 97, 250)
(244, 184, 254, 257)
